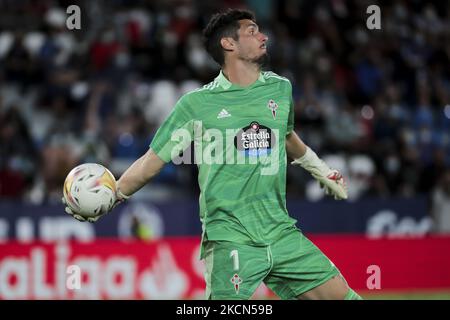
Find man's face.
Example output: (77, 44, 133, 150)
(232, 19, 268, 65)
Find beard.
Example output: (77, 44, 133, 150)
(240, 52, 270, 69)
(253, 52, 270, 68)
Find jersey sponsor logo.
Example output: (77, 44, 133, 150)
(230, 274, 243, 294)
(267, 99, 278, 119)
(170, 120, 280, 175)
(217, 109, 231, 119)
(234, 121, 274, 157)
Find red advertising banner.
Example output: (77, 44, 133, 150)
(0, 238, 207, 300)
(313, 235, 450, 291)
(1, 236, 450, 299)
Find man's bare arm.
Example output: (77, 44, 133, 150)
(286, 131, 307, 160)
(286, 131, 348, 200)
(116, 148, 166, 197)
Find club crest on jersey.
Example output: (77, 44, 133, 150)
(267, 99, 278, 119)
(230, 274, 243, 294)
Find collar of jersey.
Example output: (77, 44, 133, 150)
(216, 70, 266, 90)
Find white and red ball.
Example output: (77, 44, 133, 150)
(63, 163, 117, 218)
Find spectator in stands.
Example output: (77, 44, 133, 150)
(0, 106, 37, 198)
(0, 0, 448, 209)
(131, 215, 153, 240)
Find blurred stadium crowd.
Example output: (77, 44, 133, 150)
(0, 0, 449, 229)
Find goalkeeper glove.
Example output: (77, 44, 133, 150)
(291, 146, 348, 200)
(62, 188, 130, 223)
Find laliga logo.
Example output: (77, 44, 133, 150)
(0, 243, 191, 299)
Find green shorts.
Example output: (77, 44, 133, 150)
(203, 229, 341, 300)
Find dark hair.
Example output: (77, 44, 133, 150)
(202, 9, 255, 66)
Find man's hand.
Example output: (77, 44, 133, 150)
(62, 188, 130, 223)
(291, 146, 348, 200)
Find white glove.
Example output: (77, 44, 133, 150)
(291, 146, 348, 200)
(62, 188, 130, 223)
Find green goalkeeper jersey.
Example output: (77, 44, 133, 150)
(150, 71, 298, 257)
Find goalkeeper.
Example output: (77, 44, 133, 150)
(64, 9, 361, 300)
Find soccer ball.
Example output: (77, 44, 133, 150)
(63, 163, 117, 218)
